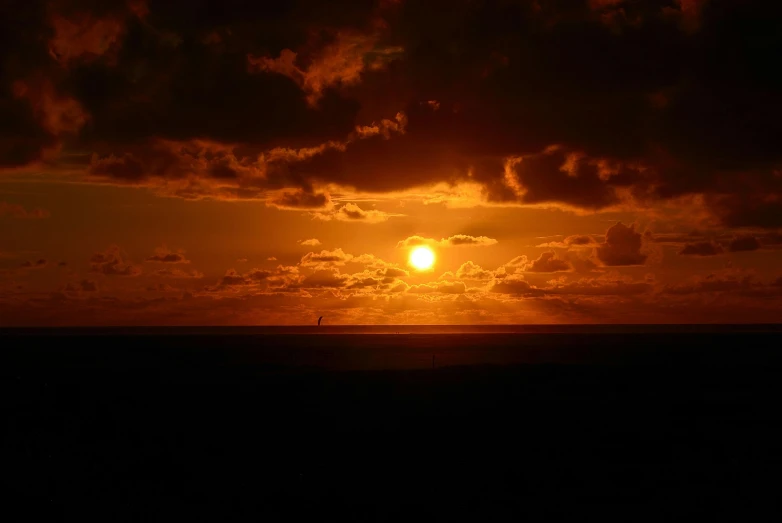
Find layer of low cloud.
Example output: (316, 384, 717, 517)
(679, 241, 724, 257)
(90, 246, 141, 276)
(397, 235, 498, 249)
(537, 235, 597, 248)
(154, 268, 204, 279)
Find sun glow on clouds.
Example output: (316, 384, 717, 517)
(409, 246, 436, 271)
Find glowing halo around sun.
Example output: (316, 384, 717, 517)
(409, 246, 435, 270)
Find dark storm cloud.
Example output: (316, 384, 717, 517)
(0, 0, 135, 168)
(2, 0, 781, 227)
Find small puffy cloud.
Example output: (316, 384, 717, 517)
(267, 257, 277, 261)
(146, 246, 190, 263)
(455, 261, 494, 281)
(537, 235, 596, 248)
(504, 256, 529, 269)
(299, 239, 322, 246)
(90, 246, 142, 276)
(727, 235, 761, 253)
(316, 203, 401, 223)
(246, 268, 280, 281)
(524, 252, 572, 273)
(213, 265, 299, 289)
(596, 222, 648, 266)
(237, 258, 249, 263)
(396, 235, 431, 249)
(218, 269, 249, 287)
(64, 279, 99, 293)
(0, 202, 50, 219)
(396, 234, 498, 249)
(495, 252, 572, 274)
(372, 267, 409, 285)
(679, 241, 724, 256)
(346, 273, 383, 290)
(566, 235, 597, 246)
(295, 269, 350, 289)
(300, 248, 353, 268)
(381, 267, 408, 279)
(443, 235, 498, 247)
(489, 275, 538, 295)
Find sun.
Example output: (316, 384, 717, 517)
(409, 246, 435, 270)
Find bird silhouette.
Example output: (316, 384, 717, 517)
(317, 316, 323, 326)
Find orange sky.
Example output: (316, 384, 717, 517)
(1, 0, 781, 325)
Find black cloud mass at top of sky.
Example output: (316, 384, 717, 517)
(1, 0, 781, 226)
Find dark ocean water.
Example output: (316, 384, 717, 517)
(3, 326, 782, 520)
(3, 324, 782, 370)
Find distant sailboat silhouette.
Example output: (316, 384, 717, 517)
(317, 316, 323, 326)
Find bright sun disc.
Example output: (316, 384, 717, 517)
(409, 246, 435, 270)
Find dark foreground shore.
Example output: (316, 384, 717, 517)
(3, 330, 782, 520)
